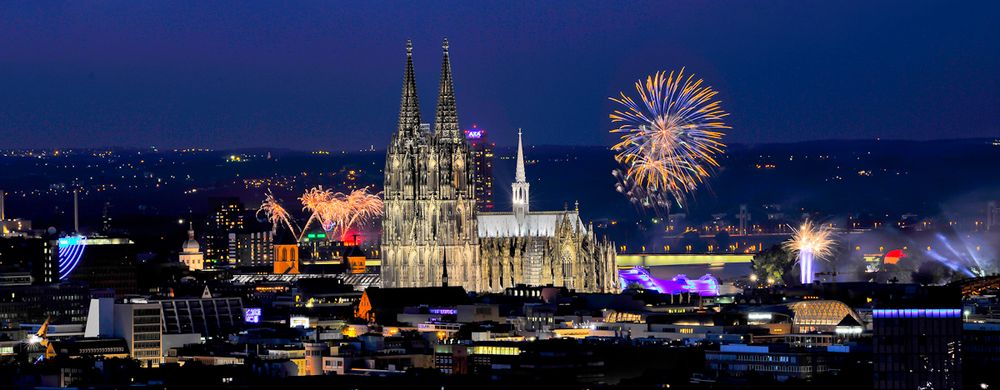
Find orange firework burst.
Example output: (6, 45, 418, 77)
(610, 68, 730, 208)
(298, 186, 336, 237)
(338, 187, 384, 238)
(297, 186, 384, 241)
(784, 220, 836, 260)
(257, 190, 296, 234)
(262, 186, 384, 242)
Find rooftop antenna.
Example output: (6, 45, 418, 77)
(73, 189, 79, 233)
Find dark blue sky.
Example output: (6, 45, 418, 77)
(1, 1, 997, 150)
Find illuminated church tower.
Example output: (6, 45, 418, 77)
(381, 40, 616, 293)
(178, 223, 204, 271)
(512, 129, 530, 220)
(273, 229, 299, 274)
(381, 39, 480, 290)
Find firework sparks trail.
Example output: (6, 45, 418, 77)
(260, 186, 384, 242)
(338, 187, 384, 239)
(784, 220, 836, 284)
(612, 168, 671, 215)
(610, 68, 730, 209)
(257, 190, 297, 233)
(298, 186, 337, 238)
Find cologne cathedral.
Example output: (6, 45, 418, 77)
(381, 40, 618, 293)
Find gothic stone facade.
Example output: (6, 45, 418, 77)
(381, 40, 617, 293)
(477, 211, 619, 293)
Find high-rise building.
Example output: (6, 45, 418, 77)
(231, 229, 274, 267)
(0, 236, 56, 284)
(465, 124, 494, 212)
(381, 40, 617, 293)
(872, 287, 963, 389)
(85, 298, 164, 367)
(59, 237, 138, 296)
(0, 284, 89, 327)
(203, 197, 246, 267)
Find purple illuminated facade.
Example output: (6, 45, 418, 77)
(871, 308, 961, 319)
(618, 266, 719, 296)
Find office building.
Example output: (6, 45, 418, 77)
(0, 284, 89, 327)
(85, 298, 164, 367)
(0, 236, 55, 284)
(231, 229, 273, 267)
(872, 287, 963, 389)
(705, 344, 835, 382)
(203, 197, 246, 267)
(465, 124, 494, 212)
(45, 338, 130, 361)
(58, 237, 138, 296)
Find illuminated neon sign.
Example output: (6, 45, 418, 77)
(464, 125, 485, 140)
(244, 308, 262, 324)
(57, 236, 87, 280)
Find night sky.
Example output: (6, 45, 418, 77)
(1, 1, 997, 150)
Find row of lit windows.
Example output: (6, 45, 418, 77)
(708, 353, 795, 363)
(133, 341, 161, 350)
(134, 350, 161, 358)
(76, 347, 126, 354)
(469, 346, 520, 356)
(712, 363, 815, 373)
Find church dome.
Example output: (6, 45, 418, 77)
(182, 237, 200, 252)
(181, 226, 200, 253)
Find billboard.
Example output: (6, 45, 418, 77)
(244, 308, 262, 324)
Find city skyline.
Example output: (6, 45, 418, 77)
(0, 4, 998, 389)
(2, 1, 998, 150)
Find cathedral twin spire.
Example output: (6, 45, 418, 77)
(396, 38, 460, 141)
(397, 40, 421, 137)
